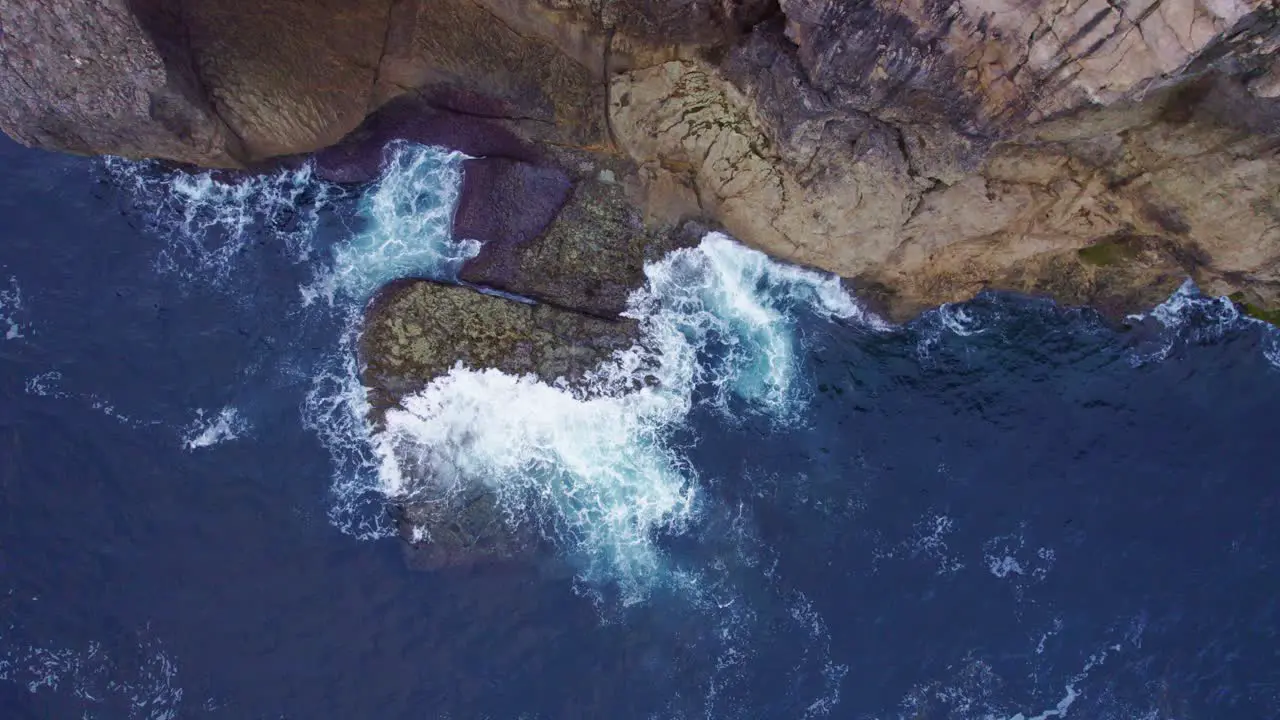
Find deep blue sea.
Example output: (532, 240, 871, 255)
(2, 133, 1279, 720)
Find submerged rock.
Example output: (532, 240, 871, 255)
(390, 481, 538, 572)
(361, 279, 638, 568)
(362, 280, 636, 405)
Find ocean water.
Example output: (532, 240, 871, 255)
(1, 133, 1279, 719)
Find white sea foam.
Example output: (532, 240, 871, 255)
(372, 233, 880, 601)
(788, 592, 850, 718)
(302, 142, 474, 306)
(1, 274, 24, 340)
(0, 631, 184, 719)
(1124, 278, 1275, 366)
(937, 303, 986, 337)
(104, 157, 333, 285)
(1265, 332, 1280, 369)
(1004, 643, 1121, 720)
(909, 512, 966, 575)
(983, 531, 1055, 584)
(895, 628, 1126, 720)
(914, 300, 996, 359)
(24, 370, 159, 428)
(181, 406, 250, 450)
(297, 143, 476, 539)
(25, 370, 66, 397)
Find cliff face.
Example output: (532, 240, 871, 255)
(608, 2, 1280, 318)
(2, 0, 1279, 319)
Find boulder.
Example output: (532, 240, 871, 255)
(362, 280, 636, 406)
(360, 279, 638, 568)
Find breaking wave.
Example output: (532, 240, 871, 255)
(1124, 278, 1280, 368)
(909, 280, 1280, 370)
(302, 142, 473, 306)
(295, 143, 477, 540)
(373, 233, 883, 602)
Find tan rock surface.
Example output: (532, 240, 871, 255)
(2, 0, 1279, 320)
(609, 59, 917, 278)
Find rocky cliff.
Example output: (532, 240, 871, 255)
(3, 0, 1279, 321)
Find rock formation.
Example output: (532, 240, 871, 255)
(459, 174, 697, 318)
(361, 279, 637, 415)
(360, 279, 639, 567)
(4, 0, 1276, 321)
(8, 0, 1279, 567)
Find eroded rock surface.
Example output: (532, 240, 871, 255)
(867, 73, 1280, 319)
(607, 7, 1280, 319)
(362, 280, 636, 410)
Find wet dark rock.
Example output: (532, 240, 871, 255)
(452, 158, 573, 250)
(313, 99, 538, 184)
(392, 485, 543, 571)
(460, 177, 698, 318)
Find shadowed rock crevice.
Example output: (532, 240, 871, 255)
(124, 0, 251, 163)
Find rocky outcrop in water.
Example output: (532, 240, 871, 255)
(360, 279, 639, 567)
(362, 280, 636, 405)
(13, 0, 1277, 568)
(4, 0, 1280, 319)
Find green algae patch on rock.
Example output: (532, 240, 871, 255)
(995, 236, 1189, 323)
(1078, 239, 1144, 267)
(1230, 292, 1280, 327)
(360, 279, 638, 416)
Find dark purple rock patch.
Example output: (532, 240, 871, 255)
(312, 97, 539, 184)
(453, 157, 572, 266)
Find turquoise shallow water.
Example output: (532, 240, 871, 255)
(1, 134, 1279, 719)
